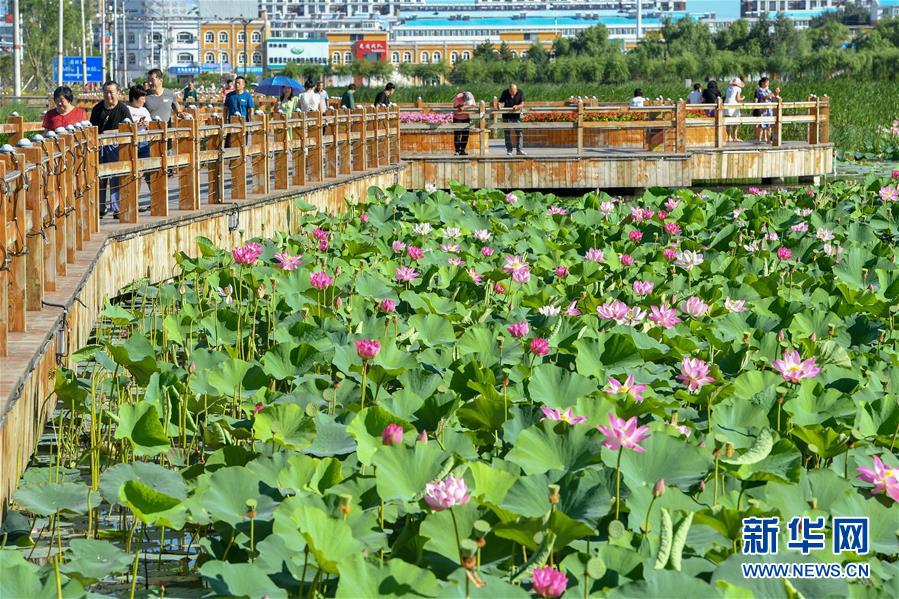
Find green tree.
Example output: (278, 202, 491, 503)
(570, 25, 610, 55)
(524, 42, 549, 67)
(8, 0, 89, 91)
(806, 20, 850, 50)
(473, 41, 497, 61)
(497, 42, 515, 62)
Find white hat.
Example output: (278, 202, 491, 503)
(729, 77, 744, 87)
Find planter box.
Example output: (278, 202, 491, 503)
(401, 130, 480, 154)
(521, 123, 716, 150)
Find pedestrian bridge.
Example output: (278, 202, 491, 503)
(0, 97, 832, 508)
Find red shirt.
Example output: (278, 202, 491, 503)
(42, 107, 87, 131)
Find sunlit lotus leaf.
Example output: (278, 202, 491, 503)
(118, 480, 187, 529)
(274, 504, 361, 574)
(60, 539, 132, 583)
(409, 314, 456, 346)
(113, 401, 171, 457)
(253, 403, 317, 451)
(372, 442, 449, 502)
(99, 461, 187, 506)
(506, 421, 604, 475)
(194, 466, 275, 526)
(615, 432, 712, 489)
(336, 553, 440, 598)
(528, 363, 598, 409)
(199, 561, 288, 598)
(13, 481, 90, 516)
(106, 333, 158, 385)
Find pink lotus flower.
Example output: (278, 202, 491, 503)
(633, 280, 654, 296)
(663, 247, 678, 261)
(648, 305, 681, 329)
(772, 349, 821, 383)
(674, 250, 704, 270)
(682, 296, 710, 318)
(481, 246, 494, 257)
(360, 213, 369, 223)
(466, 268, 482, 284)
(671, 420, 692, 437)
(507, 321, 529, 338)
(790, 222, 809, 233)
(473, 229, 491, 241)
(892, 170, 899, 179)
(657, 210, 668, 220)
(629, 230, 643, 243)
(494, 282, 506, 294)
(312, 228, 328, 241)
(448, 257, 465, 267)
(502, 255, 530, 274)
(318, 240, 329, 252)
(630, 206, 647, 222)
(532, 566, 568, 598)
(540, 406, 587, 425)
(620, 254, 634, 266)
(665, 197, 680, 211)
(407, 246, 424, 260)
(309, 271, 333, 289)
(597, 300, 630, 324)
(274, 252, 302, 270)
(424, 475, 470, 511)
(355, 339, 381, 361)
(599, 201, 615, 216)
(253, 403, 265, 415)
(777, 247, 793, 260)
(395, 266, 419, 282)
(677, 357, 715, 393)
(440, 243, 460, 253)
(547, 205, 568, 216)
(511, 268, 531, 284)
(879, 185, 899, 202)
(381, 423, 403, 445)
(505, 192, 518, 204)
(603, 374, 646, 402)
(565, 300, 581, 317)
(416, 429, 428, 443)
(664, 221, 681, 236)
(598, 413, 651, 453)
(748, 186, 766, 196)
(554, 265, 569, 278)
(530, 338, 550, 357)
(856, 455, 899, 502)
(392, 240, 406, 253)
(724, 298, 746, 313)
(232, 242, 263, 265)
(816, 228, 835, 242)
(379, 299, 396, 313)
(584, 248, 604, 262)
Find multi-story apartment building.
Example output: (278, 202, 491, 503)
(740, 0, 864, 17)
(870, 0, 899, 20)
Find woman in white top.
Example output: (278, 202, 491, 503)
(724, 77, 745, 142)
(127, 86, 152, 211)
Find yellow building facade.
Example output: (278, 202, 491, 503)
(199, 20, 269, 73)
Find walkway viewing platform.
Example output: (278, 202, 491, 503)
(0, 94, 833, 507)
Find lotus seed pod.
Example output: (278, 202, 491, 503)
(725, 443, 734, 459)
(548, 484, 561, 505)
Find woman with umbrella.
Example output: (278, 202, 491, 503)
(255, 75, 304, 138)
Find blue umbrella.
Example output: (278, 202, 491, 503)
(254, 75, 304, 97)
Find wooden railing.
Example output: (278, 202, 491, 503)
(0, 105, 401, 356)
(395, 96, 830, 155)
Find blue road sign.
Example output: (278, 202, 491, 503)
(52, 56, 104, 83)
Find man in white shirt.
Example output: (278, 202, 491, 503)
(315, 80, 329, 109)
(629, 88, 645, 108)
(300, 79, 322, 113)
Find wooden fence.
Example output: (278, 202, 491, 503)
(0, 105, 401, 358)
(396, 96, 830, 155)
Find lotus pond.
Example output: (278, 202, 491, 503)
(2, 176, 899, 598)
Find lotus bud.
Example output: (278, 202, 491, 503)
(416, 429, 428, 443)
(335, 296, 344, 310)
(725, 442, 734, 459)
(339, 494, 353, 518)
(699, 480, 706, 492)
(178, 282, 186, 295)
(809, 332, 817, 341)
(828, 323, 835, 336)
(712, 448, 722, 459)
(670, 412, 679, 425)
(653, 479, 666, 497)
(548, 484, 561, 505)
(188, 362, 196, 374)
(777, 329, 785, 342)
(256, 283, 265, 298)
(245, 498, 257, 519)
(742, 331, 751, 344)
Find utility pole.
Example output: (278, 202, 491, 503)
(100, 1, 107, 81)
(121, 7, 128, 86)
(112, 0, 119, 83)
(80, 0, 87, 87)
(12, 0, 21, 95)
(636, 0, 643, 41)
(243, 19, 249, 76)
(58, 0, 65, 86)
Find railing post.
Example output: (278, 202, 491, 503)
(87, 125, 100, 234)
(806, 95, 819, 145)
(714, 97, 725, 148)
(358, 106, 369, 172)
(50, 136, 70, 273)
(36, 143, 57, 292)
(416, 97, 424, 110)
(393, 105, 401, 164)
(253, 112, 270, 195)
(230, 116, 248, 200)
(3, 153, 27, 332)
(773, 97, 783, 147)
(72, 128, 89, 245)
(175, 114, 200, 210)
(372, 106, 382, 169)
(149, 120, 169, 217)
(293, 112, 307, 187)
(326, 109, 338, 179)
(118, 122, 140, 223)
(6, 114, 24, 145)
(59, 131, 78, 259)
(478, 101, 487, 157)
(675, 99, 687, 153)
(273, 111, 289, 190)
(576, 99, 584, 156)
(819, 95, 829, 144)
(207, 114, 224, 204)
(340, 108, 352, 176)
(22, 146, 45, 311)
(310, 110, 324, 182)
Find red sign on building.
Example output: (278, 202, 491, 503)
(355, 39, 387, 61)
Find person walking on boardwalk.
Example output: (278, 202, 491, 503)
(724, 77, 745, 142)
(182, 80, 198, 103)
(500, 83, 525, 156)
(452, 91, 476, 155)
(340, 84, 357, 110)
(42, 86, 86, 131)
(90, 80, 131, 219)
(145, 68, 181, 124)
(701, 80, 722, 117)
(126, 86, 153, 212)
(753, 77, 780, 144)
(687, 83, 703, 105)
(300, 80, 323, 113)
(374, 82, 395, 106)
(224, 76, 254, 121)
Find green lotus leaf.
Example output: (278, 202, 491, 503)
(336, 553, 440, 598)
(262, 342, 320, 380)
(372, 442, 450, 502)
(106, 333, 158, 385)
(99, 461, 187, 506)
(528, 363, 598, 409)
(199, 561, 288, 598)
(409, 314, 456, 346)
(274, 504, 361, 574)
(615, 431, 712, 489)
(119, 480, 187, 529)
(254, 403, 317, 451)
(60, 539, 132, 582)
(113, 401, 171, 457)
(195, 466, 275, 527)
(13, 481, 90, 516)
(507, 421, 604, 475)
